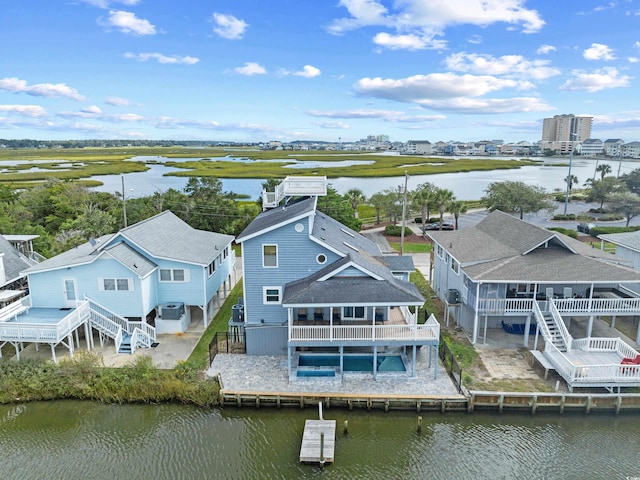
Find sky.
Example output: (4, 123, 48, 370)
(1, 1, 640, 144)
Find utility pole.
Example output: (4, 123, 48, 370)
(563, 134, 575, 215)
(121, 175, 127, 228)
(400, 171, 408, 256)
(617, 148, 623, 178)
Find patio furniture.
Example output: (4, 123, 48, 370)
(314, 309, 324, 322)
(621, 354, 640, 365)
(297, 309, 308, 321)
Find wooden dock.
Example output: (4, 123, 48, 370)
(299, 419, 336, 464)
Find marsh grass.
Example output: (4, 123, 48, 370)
(0, 147, 541, 186)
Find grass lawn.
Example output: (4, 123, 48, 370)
(389, 241, 431, 253)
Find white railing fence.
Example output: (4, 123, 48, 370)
(289, 322, 440, 342)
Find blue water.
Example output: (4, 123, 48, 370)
(298, 355, 406, 372)
(296, 370, 336, 377)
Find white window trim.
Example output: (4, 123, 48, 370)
(262, 244, 278, 268)
(158, 268, 191, 283)
(263, 286, 282, 304)
(450, 257, 460, 275)
(98, 277, 134, 292)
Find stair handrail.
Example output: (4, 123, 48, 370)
(114, 327, 123, 353)
(548, 299, 573, 352)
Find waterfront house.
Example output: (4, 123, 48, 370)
(235, 176, 438, 379)
(0, 211, 235, 361)
(0, 235, 39, 306)
(428, 210, 640, 391)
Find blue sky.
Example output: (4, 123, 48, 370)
(1, 0, 639, 143)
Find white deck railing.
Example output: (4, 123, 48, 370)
(262, 175, 327, 209)
(0, 300, 90, 343)
(479, 296, 640, 316)
(289, 319, 439, 343)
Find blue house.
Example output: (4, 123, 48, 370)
(235, 176, 439, 379)
(1, 211, 236, 361)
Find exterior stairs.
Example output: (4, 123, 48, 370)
(542, 312, 568, 352)
(118, 332, 133, 354)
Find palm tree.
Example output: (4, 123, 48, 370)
(368, 193, 386, 224)
(434, 188, 455, 230)
(564, 174, 579, 193)
(411, 182, 435, 234)
(596, 164, 612, 180)
(448, 200, 468, 230)
(345, 188, 365, 218)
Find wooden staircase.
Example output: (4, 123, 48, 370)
(541, 312, 568, 352)
(118, 332, 133, 354)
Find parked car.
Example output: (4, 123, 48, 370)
(577, 222, 595, 234)
(423, 222, 455, 231)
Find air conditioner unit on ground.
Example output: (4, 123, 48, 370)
(161, 302, 185, 320)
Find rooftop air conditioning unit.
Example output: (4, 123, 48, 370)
(161, 302, 185, 320)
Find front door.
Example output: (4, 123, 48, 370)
(63, 279, 78, 307)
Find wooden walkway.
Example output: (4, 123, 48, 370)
(299, 419, 336, 464)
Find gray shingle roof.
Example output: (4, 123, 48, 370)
(24, 210, 232, 274)
(430, 210, 640, 283)
(0, 235, 35, 285)
(282, 253, 423, 305)
(375, 255, 415, 272)
(311, 211, 380, 256)
(599, 231, 640, 252)
(236, 197, 316, 242)
(118, 211, 233, 265)
(104, 242, 157, 277)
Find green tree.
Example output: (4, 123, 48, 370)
(564, 174, 579, 193)
(606, 192, 640, 227)
(448, 200, 468, 230)
(411, 182, 436, 230)
(183, 177, 239, 234)
(596, 163, 612, 180)
(345, 188, 366, 218)
(482, 181, 554, 219)
(316, 185, 361, 231)
(621, 168, 640, 195)
(434, 188, 455, 229)
(586, 177, 625, 210)
(368, 193, 387, 224)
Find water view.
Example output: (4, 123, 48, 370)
(1, 401, 638, 480)
(89, 156, 640, 201)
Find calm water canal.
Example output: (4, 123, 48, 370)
(1, 401, 638, 479)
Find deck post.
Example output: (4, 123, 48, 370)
(373, 346, 377, 379)
(524, 314, 531, 347)
(50, 344, 56, 363)
(434, 343, 439, 379)
(412, 345, 417, 377)
(587, 315, 594, 338)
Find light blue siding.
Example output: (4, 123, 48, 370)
(242, 219, 340, 327)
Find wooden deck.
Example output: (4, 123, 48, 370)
(299, 419, 336, 464)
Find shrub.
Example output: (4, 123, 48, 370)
(552, 214, 576, 221)
(548, 227, 578, 238)
(599, 213, 625, 221)
(385, 225, 413, 236)
(590, 226, 640, 236)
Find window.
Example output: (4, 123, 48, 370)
(208, 258, 216, 277)
(100, 278, 132, 291)
(316, 253, 327, 264)
(343, 306, 365, 319)
(263, 244, 278, 267)
(436, 245, 443, 258)
(159, 269, 190, 282)
(263, 286, 281, 304)
(450, 257, 459, 275)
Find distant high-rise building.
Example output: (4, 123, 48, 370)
(542, 114, 592, 142)
(541, 114, 593, 154)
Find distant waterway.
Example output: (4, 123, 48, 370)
(84, 155, 640, 200)
(0, 401, 638, 480)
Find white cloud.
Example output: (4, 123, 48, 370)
(328, 0, 545, 51)
(354, 73, 534, 104)
(0, 77, 85, 100)
(105, 96, 131, 106)
(232, 62, 267, 76)
(0, 105, 47, 117)
(467, 34, 483, 45)
(372, 32, 444, 51)
(537, 44, 556, 54)
(82, 105, 102, 114)
(313, 121, 350, 129)
(629, 57, 639, 63)
(559, 67, 632, 92)
(444, 52, 561, 80)
(212, 13, 248, 40)
(124, 52, 199, 64)
(583, 43, 616, 60)
(635, 41, 640, 49)
(416, 96, 553, 113)
(308, 108, 445, 122)
(101, 10, 156, 36)
(79, 0, 140, 8)
(293, 65, 321, 78)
